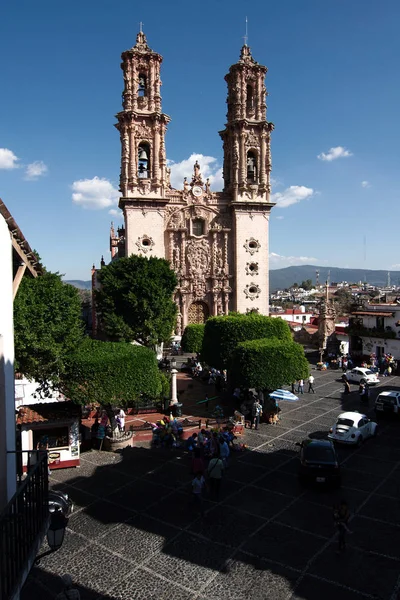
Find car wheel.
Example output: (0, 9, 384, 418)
(357, 435, 363, 447)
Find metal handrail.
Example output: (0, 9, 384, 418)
(0, 451, 49, 600)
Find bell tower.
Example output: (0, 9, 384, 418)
(220, 43, 275, 314)
(116, 30, 170, 258)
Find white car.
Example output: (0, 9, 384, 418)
(328, 411, 378, 445)
(345, 367, 380, 385)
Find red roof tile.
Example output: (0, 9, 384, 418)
(17, 402, 80, 425)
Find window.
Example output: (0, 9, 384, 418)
(138, 143, 150, 178)
(377, 316, 384, 329)
(248, 263, 258, 273)
(248, 286, 258, 294)
(247, 151, 257, 182)
(192, 219, 205, 236)
(33, 426, 69, 449)
(138, 73, 147, 97)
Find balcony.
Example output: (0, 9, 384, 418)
(0, 452, 49, 600)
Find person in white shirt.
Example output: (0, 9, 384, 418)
(308, 375, 315, 394)
(118, 408, 126, 431)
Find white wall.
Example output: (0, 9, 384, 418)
(125, 206, 165, 258)
(0, 216, 16, 508)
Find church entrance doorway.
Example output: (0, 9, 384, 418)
(188, 301, 209, 325)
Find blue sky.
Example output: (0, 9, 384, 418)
(1, 0, 399, 280)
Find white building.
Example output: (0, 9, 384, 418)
(270, 306, 314, 325)
(350, 304, 400, 359)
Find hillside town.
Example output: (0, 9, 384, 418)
(1, 14, 400, 600)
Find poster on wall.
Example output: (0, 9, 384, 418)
(69, 420, 80, 451)
(71, 446, 79, 457)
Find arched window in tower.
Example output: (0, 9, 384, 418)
(246, 85, 254, 114)
(247, 150, 257, 183)
(138, 143, 150, 178)
(138, 74, 147, 97)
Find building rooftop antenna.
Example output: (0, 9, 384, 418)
(243, 16, 248, 45)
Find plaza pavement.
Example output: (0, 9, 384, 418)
(21, 367, 400, 600)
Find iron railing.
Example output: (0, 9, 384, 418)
(0, 451, 49, 600)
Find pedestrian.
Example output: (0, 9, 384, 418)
(364, 384, 370, 403)
(207, 453, 224, 500)
(297, 379, 304, 394)
(308, 375, 315, 393)
(250, 399, 263, 430)
(333, 500, 351, 553)
(219, 436, 230, 467)
(117, 408, 126, 432)
(191, 472, 206, 516)
(55, 575, 81, 600)
(191, 447, 205, 474)
(359, 382, 366, 402)
(291, 381, 296, 394)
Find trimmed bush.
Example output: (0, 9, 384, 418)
(62, 338, 162, 407)
(202, 314, 292, 370)
(181, 324, 205, 354)
(230, 338, 309, 391)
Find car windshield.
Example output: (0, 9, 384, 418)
(304, 445, 335, 462)
(337, 418, 354, 427)
(364, 370, 374, 375)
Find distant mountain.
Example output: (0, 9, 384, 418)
(269, 265, 399, 292)
(64, 266, 399, 295)
(64, 280, 92, 290)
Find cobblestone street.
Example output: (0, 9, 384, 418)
(22, 368, 400, 600)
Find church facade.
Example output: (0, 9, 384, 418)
(109, 31, 275, 335)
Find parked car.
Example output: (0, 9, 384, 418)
(328, 411, 378, 445)
(296, 439, 341, 487)
(375, 391, 400, 417)
(345, 367, 380, 385)
(48, 490, 73, 517)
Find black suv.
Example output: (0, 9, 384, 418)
(297, 439, 341, 487)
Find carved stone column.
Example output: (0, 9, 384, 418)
(224, 292, 230, 315)
(132, 63, 137, 111)
(154, 124, 160, 183)
(213, 292, 218, 316)
(128, 125, 135, 183)
(240, 130, 246, 186)
(121, 130, 129, 195)
(260, 133, 267, 186)
(181, 231, 186, 272)
(149, 62, 155, 111)
(169, 231, 174, 263)
(223, 231, 229, 270)
(212, 232, 217, 275)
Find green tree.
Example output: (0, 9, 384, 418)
(181, 324, 205, 353)
(230, 338, 309, 391)
(300, 279, 313, 290)
(62, 338, 162, 408)
(95, 255, 177, 345)
(202, 314, 292, 370)
(14, 272, 84, 388)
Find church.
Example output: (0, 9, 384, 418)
(106, 30, 275, 335)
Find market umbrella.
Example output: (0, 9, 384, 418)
(269, 389, 299, 402)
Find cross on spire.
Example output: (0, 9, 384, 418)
(243, 16, 248, 45)
(139, 21, 143, 33)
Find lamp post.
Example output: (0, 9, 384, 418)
(170, 357, 178, 405)
(35, 509, 68, 565)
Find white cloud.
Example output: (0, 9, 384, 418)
(271, 185, 314, 208)
(25, 161, 48, 180)
(269, 252, 321, 268)
(109, 208, 123, 217)
(275, 216, 284, 220)
(168, 153, 224, 191)
(0, 148, 19, 169)
(317, 146, 353, 162)
(390, 264, 400, 270)
(72, 176, 119, 210)
(361, 180, 371, 188)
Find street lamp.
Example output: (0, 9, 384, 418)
(35, 509, 68, 564)
(170, 357, 177, 370)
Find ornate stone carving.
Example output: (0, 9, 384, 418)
(244, 283, 261, 300)
(138, 180, 151, 195)
(136, 235, 154, 253)
(246, 132, 259, 147)
(176, 312, 182, 335)
(243, 238, 261, 255)
(186, 239, 210, 276)
(245, 262, 259, 275)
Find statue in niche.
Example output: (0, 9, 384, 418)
(194, 161, 201, 178)
(122, 135, 129, 158)
(205, 178, 211, 194)
(183, 177, 189, 192)
(124, 64, 132, 91)
(173, 246, 180, 268)
(176, 313, 182, 336)
(217, 297, 224, 315)
(166, 167, 171, 188)
(215, 248, 224, 275)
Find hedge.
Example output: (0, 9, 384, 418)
(62, 338, 162, 407)
(201, 314, 292, 370)
(181, 324, 205, 353)
(230, 338, 309, 391)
